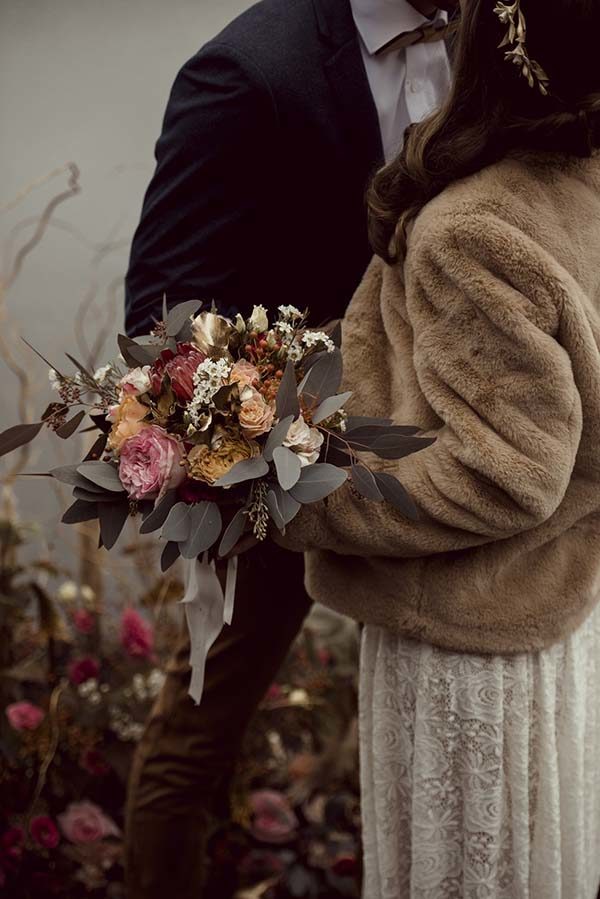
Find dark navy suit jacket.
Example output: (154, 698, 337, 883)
(125, 0, 384, 337)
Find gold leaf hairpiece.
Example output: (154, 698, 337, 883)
(493, 1, 550, 96)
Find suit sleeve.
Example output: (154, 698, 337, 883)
(125, 43, 277, 336)
(280, 212, 583, 558)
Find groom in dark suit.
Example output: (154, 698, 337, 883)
(124, 0, 456, 895)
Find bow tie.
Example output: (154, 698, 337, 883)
(375, 21, 451, 57)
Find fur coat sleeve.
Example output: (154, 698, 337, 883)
(280, 209, 583, 558)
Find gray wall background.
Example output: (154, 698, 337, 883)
(0, 0, 252, 571)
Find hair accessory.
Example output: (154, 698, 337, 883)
(493, 1, 550, 96)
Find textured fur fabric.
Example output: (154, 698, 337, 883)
(280, 151, 600, 653)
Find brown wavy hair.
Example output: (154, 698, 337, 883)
(368, 0, 600, 263)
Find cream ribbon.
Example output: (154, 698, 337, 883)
(180, 553, 239, 704)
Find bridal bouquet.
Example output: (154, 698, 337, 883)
(1, 300, 432, 700)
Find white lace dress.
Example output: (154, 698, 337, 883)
(359, 601, 600, 899)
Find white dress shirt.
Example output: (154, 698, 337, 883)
(350, 0, 451, 161)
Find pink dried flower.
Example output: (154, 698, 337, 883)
(266, 683, 283, 701)
(80, 748, 110, 776)
(68, 656, 100, 685)
(71, 608, 95, 635)
(30, 816, 60, 849)
(119, 425, 185, 500)
(248, 790, 298, 844)
(150, 343, 206, 401)
(6, 702, 44, 731)
(57, 801, 120, 844)
(120, 608, 154, 658)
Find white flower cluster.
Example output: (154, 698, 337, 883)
(287, 341, 304, 362)
(130, 669, 165, 702)
(302, 330, 335, 353)
(77, 678, 109, 706)
(48, 368, 61, 391)
(94, 364, 112, 384)
(57, 581, 96, 608)
(188, 357, 232, 425)
(108, 705, 144, 742)
(277, 304, 302, 321)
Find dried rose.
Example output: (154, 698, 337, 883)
(118, 425, 185, 500)
(248, 790, 298, 844)
(71, 608, 95, 634)
(107, 396, 149, 451)
(118, 365, 151, 397)
(238, 386, 275, 439)
(150, 343, 205, 401)
(187, 429, 260, 485)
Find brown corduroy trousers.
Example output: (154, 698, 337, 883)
(124, 544, 311, 899)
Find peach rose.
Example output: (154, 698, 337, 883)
(187, 429, 260, 484)
(229, 359, 260, 389)
(108, 396, 149, 451)
(239, 387, 275, 439)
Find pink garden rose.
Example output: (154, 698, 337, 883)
(71, 608, 95, 635)
(6, 701, 44, 731)
(118, 425, 185, 500)
(120, 608, 154, 658)
(30, 816, 60, 849)
(68, 656, 100, 685)
(57, 801, 120, 844)
(248, 789, 298, 844)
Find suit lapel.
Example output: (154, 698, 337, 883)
(312, 0, 384, 176)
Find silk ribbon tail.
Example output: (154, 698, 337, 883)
(180, 556, 225, 705)
(223, 555, 238, 626)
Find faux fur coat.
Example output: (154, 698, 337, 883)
(280, 150, 600, 653)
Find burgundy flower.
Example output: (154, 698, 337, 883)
(68, 656, 100, 686)
(120, 608, 154, 658)
(331, 853, 359, 877)
(30, 816, 60, 849)
(176, 478, 220, 505)
(248, 790, 298, 844)
(80, 748, 110, 776)
(150, 343, 206, 401)
(71, 608, 95, 635)
(1, 827, 24, 871)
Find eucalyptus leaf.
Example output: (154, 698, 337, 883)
(371, 434, 436, 460)
(263, 414, 293, 462)
(61, 499, 99, 524)
(312, 391, 353, 425)
(51, 466, 107, 491)
(374, 472, 420, 521)
(271, 484, 301, 526)
(329, 320, 342, 348)
(73, 486, 118, 503)
(89, 413, 112, 435)
(65, 353, 94, 382)
(128, 342, 164, 365)
(166, 299, 203, 337)
(56, 409, 87, 439)
(265, 489, 285, 530)
(350, 464, 384, 501)
(218, 508, 247, 557)
(160, 502, 192, 542)
(345, 424, 421, 440)
(275, 361, 300, 421)
(139, 490, 178, 534)
(214, 455, 269, 487)
(117, 334, 144, 367)
(273, 446, 302, 491)
(297, 348, 342, 405)
(0, 422, 44, 458)
(180, 501, 222, 559)
(161, 541, 181, 572)
(162, 293, 168, 322)
(83, 433, 108, 462)
(77, 461, 125, 493)
(289, 463, 348, 504)
(98, 501, 130, 550)
(345, 416, 393, 429)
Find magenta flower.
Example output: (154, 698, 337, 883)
(119, 425, 185, 500)
(71, 608, 95, 635)
(68, 656, 100, 685)
(248, 790, 298, 844)
(57, 801, 120, 844)
(6, 702, 44, 731)
(120, 608, 154, 658)
(30, 816, 60, 849)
